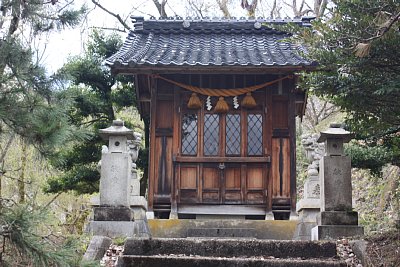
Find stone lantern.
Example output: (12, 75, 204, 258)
(87, 119, 150, 238)
(99, 119, 134, 206)
(311, 123, 364, 240)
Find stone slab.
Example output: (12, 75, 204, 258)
(87, 221, 137, 238)
(123, 238, 338, 259)
(311, 225, 364, 240)
(118, 255, 346, 267)
(318, 211, 359, 226)
(350, 240, 370, 267)
(296, 208, 320, 223)
(148, 219, 297, 240)
(196, 215, 245, 220)
(100, 153, 131, 206)
(296, 199, 320, 212)
(82, 235, 112, 262)
(93, 207, 134, 221)
(130, 196, 148, 209)
(293, 221, 317, 240)
(131, 207, 147, 220)
(187, 228, 256, 238)
(320, 156, 352, 211)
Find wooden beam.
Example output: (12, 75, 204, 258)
(174, 156, 271, 163)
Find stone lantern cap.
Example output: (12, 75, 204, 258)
(317, 123, 354, 143)
(99, 119, 134, 140)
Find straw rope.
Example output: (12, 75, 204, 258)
(152, 74, 292, 97)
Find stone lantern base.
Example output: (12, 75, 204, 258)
(311, 210, 364, 240)
(311, 225, 364, 240)
(86, 196, 150, 238)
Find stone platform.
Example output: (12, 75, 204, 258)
(148, 219, 297, 240)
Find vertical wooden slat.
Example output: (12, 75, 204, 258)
(198, 163, 203, 202)
(241, 164, 246, 203)
(148, 77, 157, 211)
(266, 83, 273, 212)
(171, 85, 180, 214)
(288, 78, 297, 212)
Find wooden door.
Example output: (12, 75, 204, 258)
(176, 93, 269, 205)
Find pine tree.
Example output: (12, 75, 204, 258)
(44, 30, 142, 194)
(293, 0, 400, 171)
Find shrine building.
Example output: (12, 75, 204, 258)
(106, 16, 316, 220)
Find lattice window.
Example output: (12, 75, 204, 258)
(247, 114, 263, 156)
(226, 114, 241, 155)
(204, 114, 219, 156)
(181, 114, 198, 155)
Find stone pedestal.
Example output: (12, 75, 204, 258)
(293, 175, 321, 240)
(311, 124, 363, 240)
(294, 134, 325, 240)
(86, 120, 150, 238)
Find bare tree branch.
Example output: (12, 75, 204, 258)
(91, 0, 130, 31)
(365, 11, 400, 42)
(89, 26, 126, 33)
(241, 0, 258, 18)
(152, 0, 168, 18)
(216, 0, 231, 18)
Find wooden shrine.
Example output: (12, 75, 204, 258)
(106, 17, 316, 220)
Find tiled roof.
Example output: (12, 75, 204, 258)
(106, 17, 317, 70)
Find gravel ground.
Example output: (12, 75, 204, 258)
(336, 238, 363, 267)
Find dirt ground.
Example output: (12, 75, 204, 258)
(364, 229, 400, 267)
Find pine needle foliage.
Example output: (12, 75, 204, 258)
(0, 202, 80, 266)
(44, 30, 141, 194)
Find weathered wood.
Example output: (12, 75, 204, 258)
(148, 77, 157, 211)
(178, 204, 267, 215)
(288, 79, 297, 212)
(147, 73, 298, 216)
(174, 156, 271, 163)
(271, 138, 290, 198)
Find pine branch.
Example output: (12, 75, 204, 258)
(365, 11, 400, 42)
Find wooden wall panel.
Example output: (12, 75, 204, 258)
(271, 138, 290, 198)
(180, 166, 197, 189)
(272, 99, 288, 129)
(225, 167, 241, 189)
(203, 167, 219, 189)
(247, 166, 264, 189)
(156, 100, 173, 128)
(154, 137, 173, 196)
(247, 192, 264, 203)
(225, 192, 241, 202)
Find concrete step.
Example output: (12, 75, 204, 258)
(118, 255, 346, 267)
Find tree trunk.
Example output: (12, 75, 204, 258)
(18, 139, 27, 203)
(0, 134, 16, 208)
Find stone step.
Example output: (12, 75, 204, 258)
(148, 219, 297, 240)
(187, 228, 256, 238)
(117, 255, 345, 267)
(122, 238, 338, 259)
